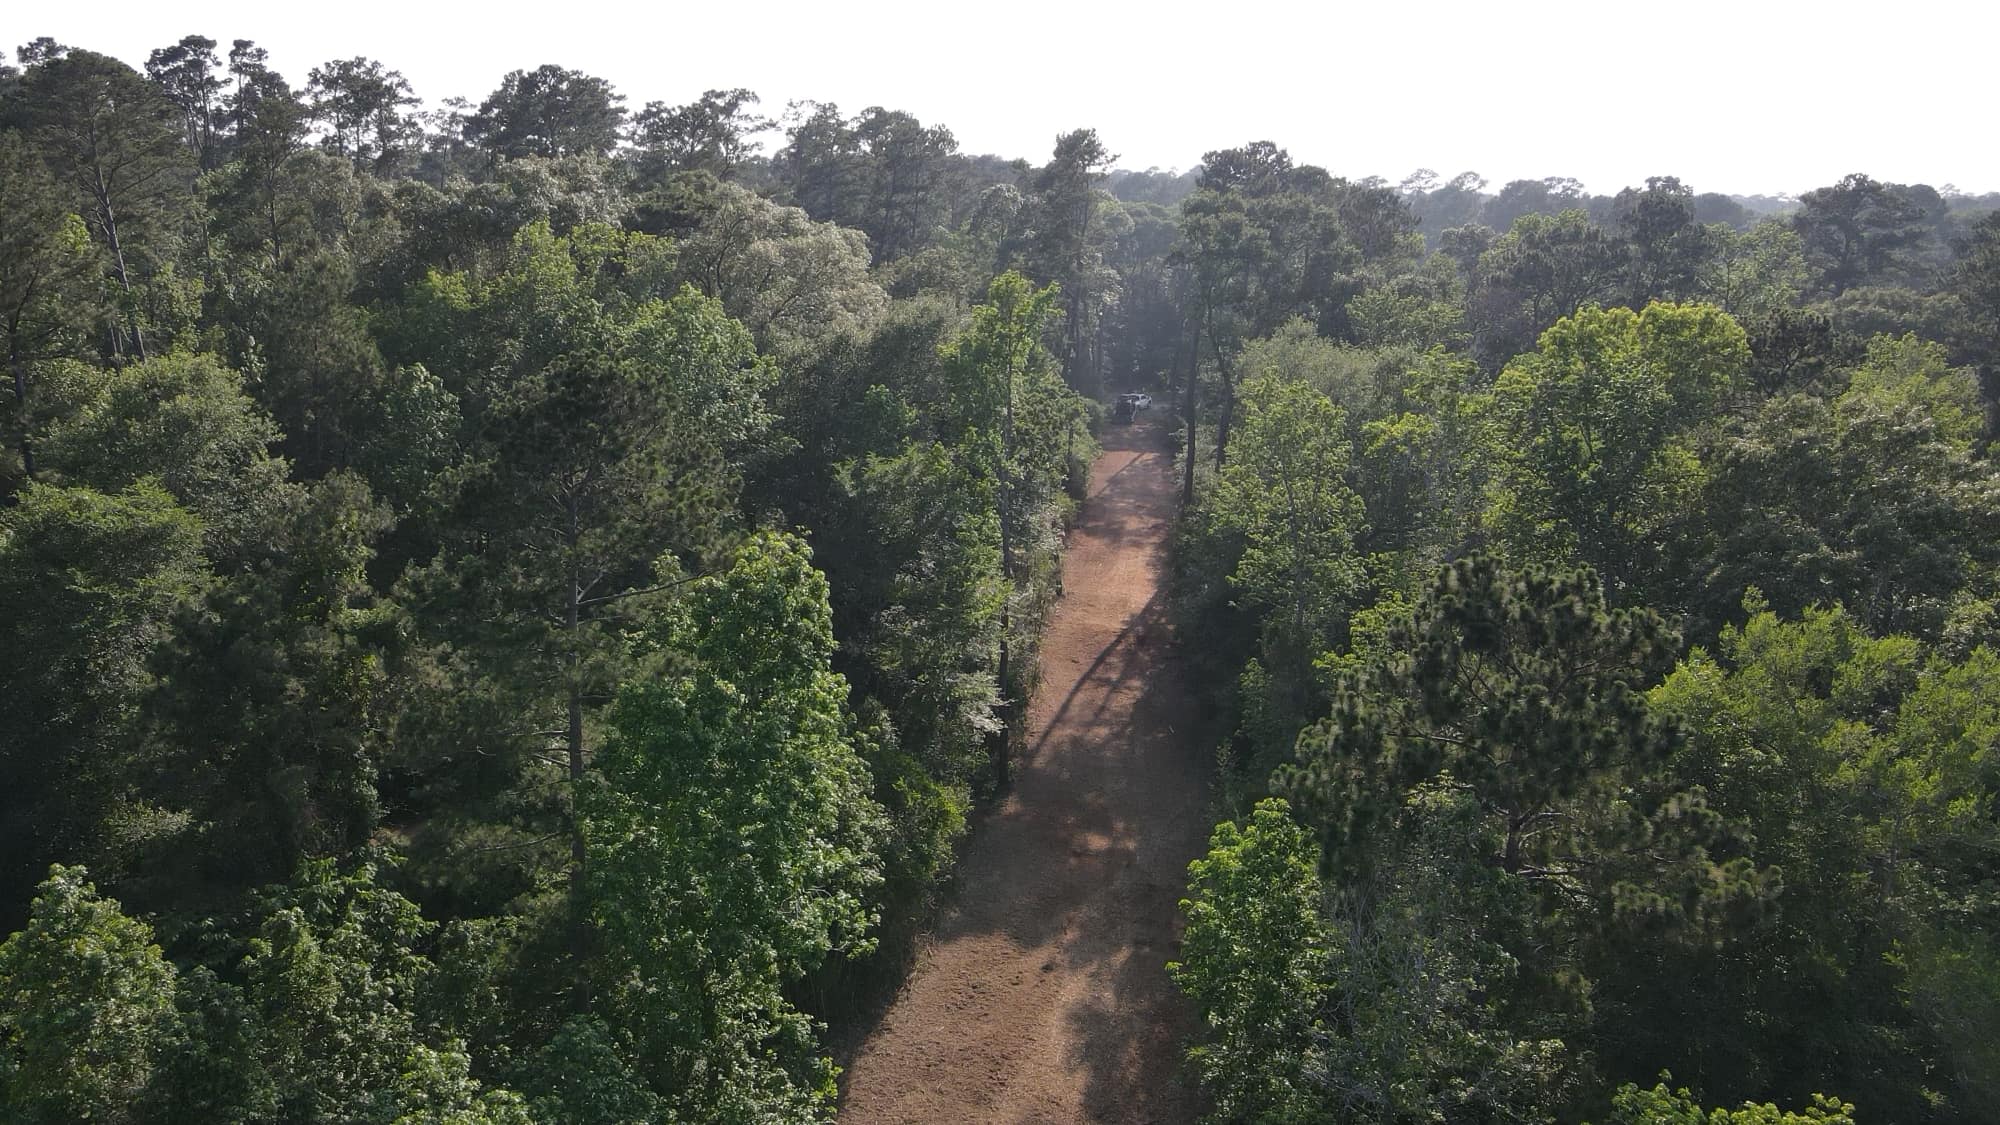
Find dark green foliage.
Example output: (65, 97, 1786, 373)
(1792, 173, 1942, 295)
(1680, 335, 2000, 640)
(1611, 176, 1716, 305)
(9, 48, 192, 359)
(1, 861, 531, 1124)
(772, 102, 969, 265)
(0, 482, 206, 912)
(464, 65, 624, 160)
(145, 475, 396, 898)
(628, 88, 769, 184)
(1175, 795, 1571, 1124)
(1469, 209, 1625, 364)
(0, 132, 102, 488)
(40, 352, 292, 563)
(1644, 607, 2000, 1119)
(1281, 557, 1683, 876)
(306, 57, 419, 173)
(1184, 361, 1370, 787)
(144, 36, 224, 169)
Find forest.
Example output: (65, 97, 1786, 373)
(2, 30, 1999, 1125)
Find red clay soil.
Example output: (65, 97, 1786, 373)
(839, 419, 1211, 1124)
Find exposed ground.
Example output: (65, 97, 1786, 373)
(839, 419, 1210, 1124)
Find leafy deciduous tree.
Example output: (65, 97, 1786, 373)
(585, 532, 886, 1121)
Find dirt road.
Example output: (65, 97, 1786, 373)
(839, 420, 1210, 1124)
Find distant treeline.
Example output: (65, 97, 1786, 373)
(1112, 163, 2000, 226)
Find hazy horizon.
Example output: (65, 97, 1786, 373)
(14, 0, 1997, 198)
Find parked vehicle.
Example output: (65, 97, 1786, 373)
(1112, 392, 1153, 423)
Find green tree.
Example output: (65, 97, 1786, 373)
(1170, 799, 1332, 1122)
(584, 532, 886, 1121)
(939, 271, 1085, 780)
(1699, 220, 1809, 322)
(627, 88, 768, 183)
(27, 356, 390, 898)
(0, 482, 206, 909)
(1482, 176, 1587, 233)
(1406, 169, 1490, 236)
(1024, 128, 1115, 392)
(144, 35, 224, 167)
(41, 352, 292, 563)
(397, 221, 758, 903)
(1173, 794, 1571, 1124)
(223, 39, 308, 171)
(465, 65, 624, 160)
(1611, 176, 1716, 305)
(1352, 349, 1487, 571)
(1281, 557, 1683, 882)
(1647, 606, 2000, 1118)
(665, 180, 885, 360)
(146, 475, 394, 893)
(819, 442, 1000, 831)
(1684, 359, 2000, 639)
(12, 48, 193, 359)
(306, 56, 420, 172)
(241, 861, 440, 1118)
(521, 1017, 662, 1125)
(1487, 301, 1748, 596)
(1469, 209, 1624, 365)
(163, 860, 534, 1124)
(1952, 211, 2000, 343)
(1203, 368, 1368, 776)
(0, 132, 100, 488)
(195, 137, 401, 475)
(1792, 173, 1935, 295)
(1095, 198, 1184, 387)
(1271, 559, 1777, 1115)
(1176, 143, 1362, 472)
(1844, 333, 1982, 443)
(751, 307, 999, 904)
(1948, 210, 2000, 436)
(1307, 784, 1572, 1124)
(0, 866, 178, 1124)
(377, 1043, 535, 1125)
(772, 100, 863, 228)
(850, 106, 961, 262)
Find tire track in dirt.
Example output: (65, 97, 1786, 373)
(839, 419, 1209, 1124)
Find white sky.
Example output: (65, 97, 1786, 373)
(13, 0, 1997, 196)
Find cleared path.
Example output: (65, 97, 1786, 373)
(840, 419, 1209, 1124)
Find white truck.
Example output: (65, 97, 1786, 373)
(1111, 392, 1153, 423)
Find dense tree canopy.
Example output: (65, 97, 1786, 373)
(4, 28, 1999, 1123)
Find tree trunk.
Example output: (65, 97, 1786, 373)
(1210, 329, 1237, 473)
(10, 349, 33, 485)
(1066, 290, 1095, 397)
(92, 183, 148, 361)
(995, 425, 1014, 790)
(1180, 319, 1199, 506)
